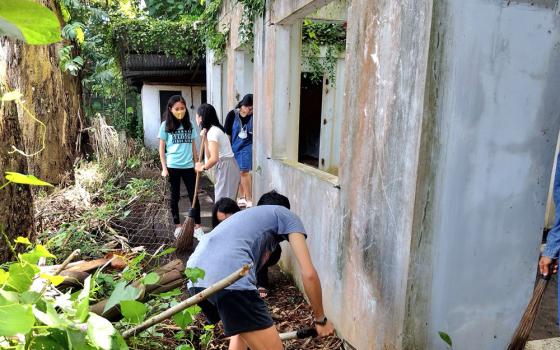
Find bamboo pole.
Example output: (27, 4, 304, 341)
(122, 263, 252, 339)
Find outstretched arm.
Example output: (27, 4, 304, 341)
(288, 232, 335, 337)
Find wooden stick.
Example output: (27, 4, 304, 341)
(191, 134, 206, 209)
(54, 249, 81, 275)
(122, 263, 252, 339)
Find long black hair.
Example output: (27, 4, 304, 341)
(164, 95, 192, 133)
(211, 197, 241, 228)
(197, 103, 225, 132)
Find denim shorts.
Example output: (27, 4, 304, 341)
(234, 148, 252, 171)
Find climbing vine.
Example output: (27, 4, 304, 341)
(108, 15, 205, 63)
(302, 19, 347, 85)
(237, 0, 266, 54)
(199, 0, 229, 62)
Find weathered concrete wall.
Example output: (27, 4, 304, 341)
(252, 0, 434, 349)
(408, 1, 560, 349)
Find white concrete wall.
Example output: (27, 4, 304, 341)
(413, 1, 560, 349)
(141, 84, 205, 148)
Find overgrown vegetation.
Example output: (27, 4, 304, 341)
(302, 19, 347, 85)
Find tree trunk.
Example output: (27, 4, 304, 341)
(11, 0, 83, 185)
(0, 0, 83, 263)
(0, 39, 34, 261)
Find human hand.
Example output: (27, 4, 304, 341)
(200, 129, 207, 137)
(195, 162, 205, 172)
(539, 256, 558, 276)
(315, 320, 335, 337)
(161, 168, 168, 177)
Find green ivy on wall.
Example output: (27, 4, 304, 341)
(108, 15, 205, 63)
(237, 0, 266, 54)
(302, 19, 347, 85)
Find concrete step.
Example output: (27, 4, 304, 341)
(526, 338, 560, 349)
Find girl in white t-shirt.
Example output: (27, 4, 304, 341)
(195, 104, 241, 202)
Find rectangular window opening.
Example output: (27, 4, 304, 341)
(298, 73, 323, 168)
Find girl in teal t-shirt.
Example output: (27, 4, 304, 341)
(158, 95, 202, 238)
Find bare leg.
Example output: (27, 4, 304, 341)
(238, 326, 283, 350)
(240, 171, 252, 202)
(228, 335, 248, 350)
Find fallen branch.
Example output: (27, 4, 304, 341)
(54, 249, 81, 275)
(122, 263, 252, 339)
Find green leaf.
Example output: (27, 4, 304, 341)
(157, 288, 182, 299)
(0, 269, 8, 285)
(32, 303, 64, 327)
(120, 300, 147, 324)
(185, 267, 205, 283)
(175, 345, 194, 350)
(14, 236, 31, 245)
(75, 276, 91, 322)
(5, 172, 53, 187)
(19, 244, 56, 265)
(20, 291, 40, 304)
(0, 290, 19, 305)
(29, 335, 68, 350)
(87, 313, 116, 350)
(0, 303, 34, 336)
(34, 245, 56, 259)
(40, 273, 64, 286)
(67, 329, 96, 350)
(7, 262, 38, 292)
(155, 247, 176, 258)
(186, 304, 201, 316)
(0, 90, 22, 101)
(0, 0, 61, 45)
(173, 309, 193, 328)
(438, 331, 453, 347)
(103, 281, 141, 314)
(142, 272, 160, 286)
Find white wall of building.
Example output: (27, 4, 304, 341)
(141, 84, 205, 148)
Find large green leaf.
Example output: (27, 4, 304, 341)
(67, 329, 96, 350)
(0, 0, 61, 45)
(7, 262, 38, 293)
(120, 300, 147, 324)
(184, 267, 205, 283)
(0, 269, 8, 285)
(103, 281, 142, 314)
(172, 310, 193, 328)
(87, 313, 116, 350)
(0, 303, 34, 336)
(5, 172, 53, 187)
(142, 272, 160, 286)
(20, 245, 56, 265)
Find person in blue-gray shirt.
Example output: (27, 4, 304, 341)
(187, 191, 335, 350)
(158, 95, 203, 239)
(540, 153, 560, 324)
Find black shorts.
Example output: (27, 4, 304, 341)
(189, 287, 273, 337)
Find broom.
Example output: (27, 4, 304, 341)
(506, 273, 551, 350)
(175, 134, 205, 255)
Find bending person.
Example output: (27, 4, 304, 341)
(194, 103, 240, 202)
(187, 191, 335, 350)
